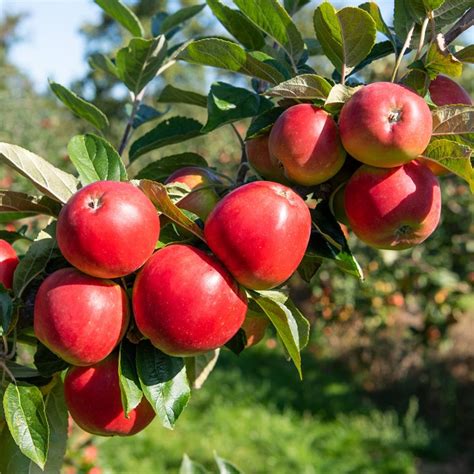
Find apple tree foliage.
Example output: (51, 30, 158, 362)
(0, 0, 473, 471)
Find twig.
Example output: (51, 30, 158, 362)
(415, 16, 430, 60)
(444, 7, 474, 45)
(230, 124, 248, 184)
(391, 23, 416, 83)
(118, 89, 145, 156)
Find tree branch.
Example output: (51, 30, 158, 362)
(444, 7, 474, 45)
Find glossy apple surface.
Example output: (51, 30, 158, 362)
(269, 104, 346, 185)
(133, 244, 247, 356)
(0, 240, 19, 289)
(339, 82, 432, 167)
(344, 161, 441, 250)
(34, 268, 129, 366)
(245, 135, 287, 182)
(65, 354, 155, 436)
(57, 181, 160, 278)
(204, 181, 311, 290)
(429, 75, 472, 106)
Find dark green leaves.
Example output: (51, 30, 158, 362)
(3, 384, 49, 470)
(0, 143, 78, 204)
(132, 104, 168, 129)
(0, 191, 61, 218)
(313, 4, 376, 81)
(49, 82, 109, 131)
(136, 341, 191, 429)
(233, 0, 305, 64)
(359, 2, 397, 51)
(245, 107, 285, 140)
(153, 4, 205, 37)
(94, 0, 144, 37)
(34, 343, 69, 378)
(67, 134, 127, 185)
(177, 38, 286, 84)
(203, 82, 273, 133)
(266, 74, 332, 99)
(157, 85, 207, 108)
(116, 36, 168, 94)
(130, 117, 203, 162)
(0, 289, 13, 336)
(119, 341, 144, 417)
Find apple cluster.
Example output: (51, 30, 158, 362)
(248, 79, 471, 250)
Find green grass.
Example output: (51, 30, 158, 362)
(96, 347, 434, 474)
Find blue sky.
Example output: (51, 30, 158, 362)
(2, 0, 473, 92)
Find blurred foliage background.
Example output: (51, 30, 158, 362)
(1, 1, 473, 473)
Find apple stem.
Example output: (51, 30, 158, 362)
(118, 89, 146, 158)
(391, 23, 416, 83)
(230, 123, 249, 185)
(415, 16, 430, 61)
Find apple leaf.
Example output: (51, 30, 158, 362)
(359, 2, 397, 51)
(157, 85, 207, 108)
(432, 0, 474, 30)
(0, 143, 78, 204)
(297, 255, 323, 283)
(400, 69, 430, 97)
(3, 383, 49, 470)
(177, 38, 286, 85)
(94, 0, 144, 37)
(424, 34, 463, 79)
(88, 53, 119, 78)
(119, 341, 144, 417)
(284, 0, 311, 14)
(129, 117, 203, 162)
(214, 454, 242, 474)
(266, 74, 332, 99)
(136, 341, 191, 430)
(455, 45, 474, 64)
(184, 349, 220, 390)
(152, 4, 205, 37)
(139, 180, 205, 241)
(0, 289, 13, 337)
(324, 84, 362, 113)
(313, 4, 376, 78)
(0, 191, 61, 218)
(179, 454, 208, 474)
(132, 104, 168, 129)
(431, 105, 474, 136)
(245, 107, 285, 140)
(67, 134, 127, 186)
(49, 82, 109, 131)
(233, 0, 305, 63)
(34, 343, 70, 378)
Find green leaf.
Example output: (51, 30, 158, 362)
(423, 0, 446, 9)
(139, 180, 205, 241)
(359, 2, 397, 50)
(154, 4, 205, 36)
(400, 69, 430, 97)
(3, 383, 49, 470)
(185, 349, 220, 390)
(67, 134, 127, 185)
(393, 0, 419, 48)
(453, 45, 474, 64)
(0, 143, 78, 204)
(0, 229, 29, 244)
(245, 107, 285, 140)
(432, 0, 473, 29)
(206, 0, 265, 50)
(34, 343, 69, 378)
(177, 38, 286, 85)
(424, 35, 463, 79)
(215, 454, 242, 474)
(297, 255, 322, 283)
(0, 428, 32, 474)
(49, 82, 109, 131)
(94, 0, 144, 37)
(119, 340, 144, 417)
(266, 74, 332, 99)
(284, 0, 311, 15)
(4, 362, 41, 379)
(0, 289, 13, 336)
(88, 53, 119, 78)
(0, 191, 61, 218)
(313, 4, 376, 77)
(347, 41, 397, 78)
(157, 85, 207, 108)
(224, 329, 247, 355)
(324, 84, 362, 113)
(203, 82, 273, 133)
(135, 153, 208, 181)
(431, 105, 474, 136)
(180, 454, 208, 474)
(132, 104, 168, 129)
(136, 341, 191, 430)
(116, 36, 167, 94)
(421, 139, 473, 191)
(233, 0, 305, 63)
(129, 116, 203, 162)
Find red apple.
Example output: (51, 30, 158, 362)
(339, 82, 433, 168)
(165, 167, 221, 221)
(57, 181, 160, 279)
(268, 104, 346, 185)
(241, 314, 269, 348)
(344, 161, 441, 250)
(245, 135, 287, 183)
(429, 75, 472, 106)
(64, 354, 155, 436)
(329, 183, 349, 226)
(133, 244, 247, 356)
(0, 240, 19, 289)
(204, 181, 311, 290)
(34, 268, 129, 366)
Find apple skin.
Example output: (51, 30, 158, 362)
(344, 161, 441, 250)
(57, 181, 160, 279)
(34, 268, 129, 366)
(204, 181, 312, 290)
(241, 314, 269, 348)
(0, 240, 19, 289)
(64, 354, 155, 436)
(339, 82, 433, 168)
(133, 244, 247, 357)
(329, 184, 350, 226)
(429, 75, 472, 106)
(165, 167, 221, 221)
(268, 104, 346, 185)
(245, 135, 288, 183)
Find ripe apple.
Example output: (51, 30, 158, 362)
(64, 354, 155, 436)
(165, 167, 221, 221)
(133, 244, 247, 356)
(241, 313, 269, 348)
(429, 75, 472, 106)
(245, 135, 288, 182)
(204, 181, 311, 290)
(339, 82, 433, 167)
(0, 240, 19, 289)
(57, 181, 160, 279)
(344, 161, 441, 250)
(329, 183, 350, 226)
(34, 268, 129, 366)
(268, 104, 346, 185)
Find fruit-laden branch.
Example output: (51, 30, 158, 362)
(444, 7, 474, 45)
